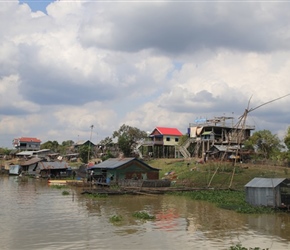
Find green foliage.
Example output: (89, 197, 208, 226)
(244, 130, 283, 159)
(132, 211, 155, 220)
(229, 244, 248, 250)
(101, 150, 114, 161)
(99, 136, 114, 147)
(284, 126, 290, 151)
(0, 147, 12, 155)
(178, 190, 274, 214)
(61, 140, 74, 147)
(62, 190, 70, 195)
(50, 185, 67, 189)
(41, 140, 60, 152)
(78, 145, 93, 163)
(113, 124, 147, 157)
(59, 140, 75, 155)
(84, 193, 108, 199)
(109, 215, 123, 223)
(229, 243, 269, 250)
(40, 140, 74, 154)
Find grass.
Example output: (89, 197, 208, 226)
(146, 159, 290, 190)
(144, 159, 287, 214)
(172, 190, 275, 214)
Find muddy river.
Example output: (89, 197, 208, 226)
(1, 176, 290, 250)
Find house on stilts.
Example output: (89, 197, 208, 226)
(137, 127, 184, 159)
(178, 116, 255, 159)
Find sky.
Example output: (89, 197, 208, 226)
(1, 0, 290, 148)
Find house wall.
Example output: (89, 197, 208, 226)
(18, 142, 40, 151)
(163, 135, 180, 146)
(114, 162, 159, 181)
(246, 187, 281, 207)
(121, 163, 159, 180)
(91, 161, 159, 182)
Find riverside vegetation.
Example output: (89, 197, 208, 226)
(146, 158, 290, 214)
(147, 158, 290, 190)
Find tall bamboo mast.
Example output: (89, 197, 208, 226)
(228, 93, 290, 188)
(207, 93, 290, 189)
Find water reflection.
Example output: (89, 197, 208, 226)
(1, 176, 290, 250)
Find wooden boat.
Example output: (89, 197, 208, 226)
(48, 179, 84, 185)
(48, 180, 68, 185)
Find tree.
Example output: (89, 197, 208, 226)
(40, 140, 60, 152)
(0, 147, 12, 155)
(284, 126, 290, 151)
(113, 124, 147, 157)
(61, 140, 74, 147)
(244, 130, 283, 159)
(78, 145, 93, 164)
(99, 136, 114, 148)
(59, 140, 75, 155)
(280, 126, 290, 164)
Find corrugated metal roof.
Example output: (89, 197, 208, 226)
(38, 161, 70, 170)
(245, 178, 286, 188)
(21, 157, 42, 166)
(88, 157, 159, 170)
(153, 127, 183, 136)
(16, 151, 34, 156)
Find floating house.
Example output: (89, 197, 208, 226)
(245, 178, 290, 208)
(17, 158, 71, 178)
(37, 161, 72, 178)
(20, 157, 42, 175)
(87, 157, 160, 184)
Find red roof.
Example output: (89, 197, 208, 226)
(19, 137, 41, 143)
(153, 127, 183, 136)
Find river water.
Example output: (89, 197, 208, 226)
(1, 176, 290, 250)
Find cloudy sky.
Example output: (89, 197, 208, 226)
(1, 0, 290, 148)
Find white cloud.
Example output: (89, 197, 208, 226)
(1, 1, 290, 148)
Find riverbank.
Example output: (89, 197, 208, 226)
(146, 158, 290, 190)
(2, 157, 289, 190)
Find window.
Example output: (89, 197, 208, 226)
(175, 138, 179, 142)
(166, 137, 170, 141)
